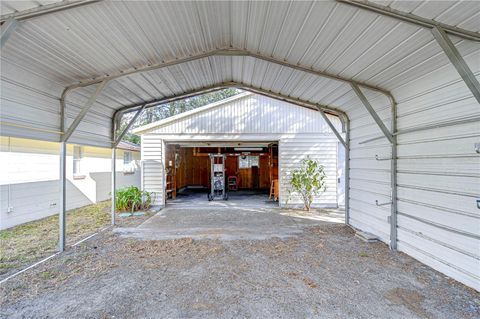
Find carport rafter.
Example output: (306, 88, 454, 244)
(113, 104, 146, 148)
(431, 26, 480, 104)
(351, 83, 393, 144)
(316, 107, 347, 149)
(0, 0, 102, 23)
(337, 0, 480, 42)
(61, 80, 108, 143)
(0, 18, 18, 48)
(62, 49, 392, 97)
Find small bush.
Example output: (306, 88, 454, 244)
(115, 186, 152, 213)
(288, 157, 327, 211)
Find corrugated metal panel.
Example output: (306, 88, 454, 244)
(3, 0, 478, 147)
(140, 134, 165, 206)
(394, 43, 480, 290)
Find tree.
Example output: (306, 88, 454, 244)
(288, 157, 327, 211)
(118, 88, 241, 144)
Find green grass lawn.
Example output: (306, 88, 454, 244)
(0, 201, 111, 276)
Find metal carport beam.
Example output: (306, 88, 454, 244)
(61, 80, 107, 143)
(351, 83, 394, 144)
(431, 26, 480, 104)
(0, 18, 18, 48)
(0, 1, 102, 23)
(63, 49, 392, 98)
(113, 104, 146, 148)
(316, 107, 347, 149)
(337, 0, 480, 42)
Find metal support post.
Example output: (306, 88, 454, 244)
(111, 147, 116, 226)
(57, 80, 106, 251)
(59, 142, 67, 252)
(342, 114, 351, 226)
(390, 99, 398, 250)
(352, 82, 398, 250)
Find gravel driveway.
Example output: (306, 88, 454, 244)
(1, 206, 478, 319)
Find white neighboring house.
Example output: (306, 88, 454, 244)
(0, 138, 141, 230)
(134, 92, 346, 208)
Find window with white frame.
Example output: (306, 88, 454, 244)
(73, 146, 83, 176)
(124, 151, 132, 165)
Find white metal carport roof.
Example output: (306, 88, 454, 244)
(1, 0, 478, 147)
(0, 0, 479, 289)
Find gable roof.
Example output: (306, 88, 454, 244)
(132, 92, 252, 135)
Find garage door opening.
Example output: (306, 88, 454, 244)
(164, 142, 279, 207)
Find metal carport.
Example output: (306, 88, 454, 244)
(0, 0, 478, 290)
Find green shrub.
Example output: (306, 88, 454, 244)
(115, 186, 153, 213)
(287, 157, 327, 211)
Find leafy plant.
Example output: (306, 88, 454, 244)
(115, 186, 153, 213)
(288, 157, 327, 211)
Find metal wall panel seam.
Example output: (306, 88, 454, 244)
(397, 237, 480, 281)
(397, 198, 479, 218)
(397, 214, 479, 241)
(397, 185, 479, 199)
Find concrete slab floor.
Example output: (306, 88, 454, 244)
(115, 192, 345, 241)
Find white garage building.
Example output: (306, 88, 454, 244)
(0, 1, 478, 290)
(133, 92, 345, 208)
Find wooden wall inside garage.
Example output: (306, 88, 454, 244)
(169, 147, 275, 190)
(174, 147, 210, 188)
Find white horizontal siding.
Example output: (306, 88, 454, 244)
(279, 135, 338, 208)
(141, 135, 165, 206)
(0, 137, 141, 229)
(148, 94, 342, 135)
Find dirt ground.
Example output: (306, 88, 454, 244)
(1, 209, 478, 318)
(0, 201, 154, 280)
